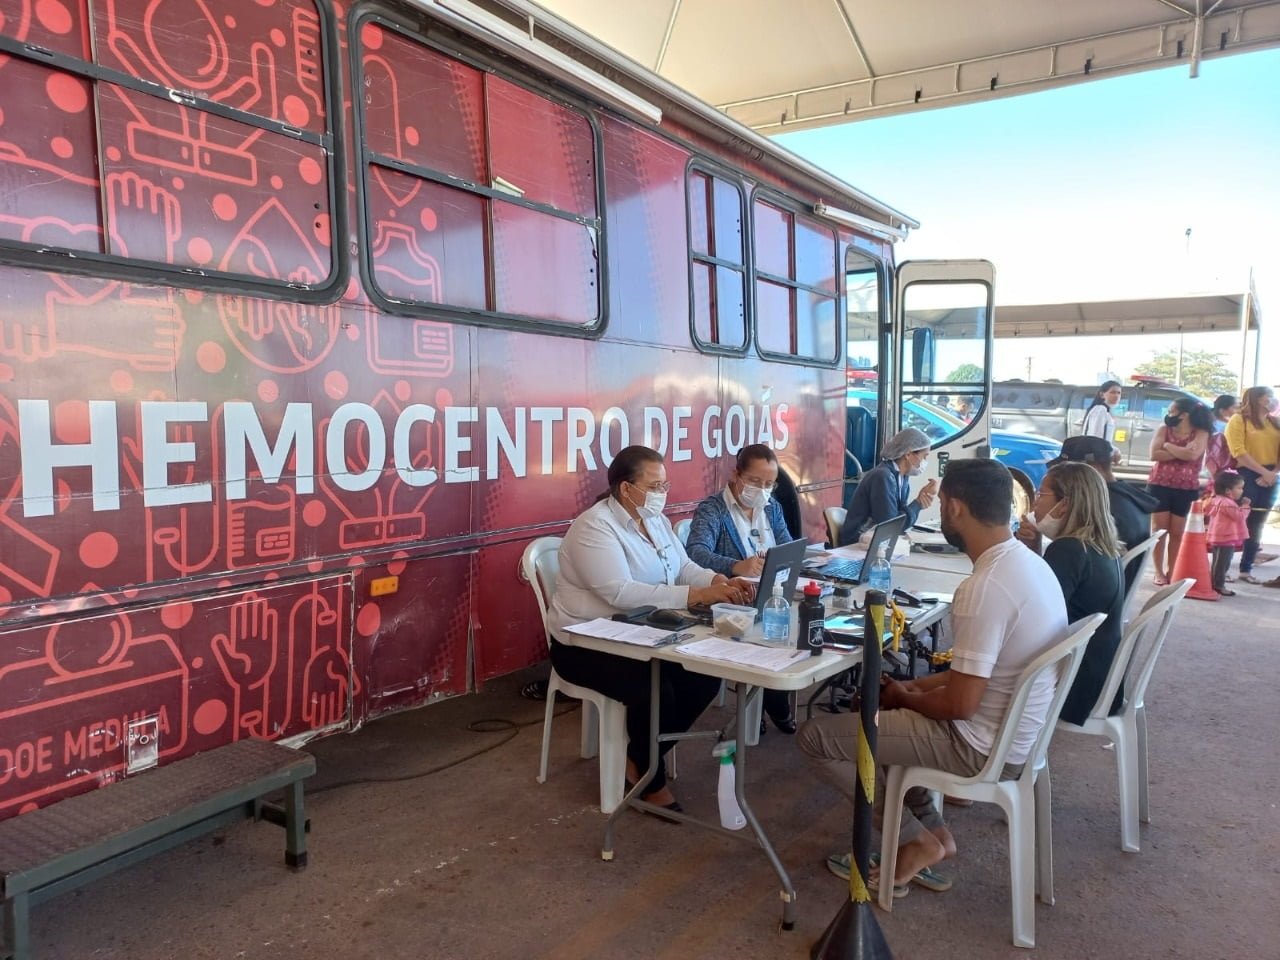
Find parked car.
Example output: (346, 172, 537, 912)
(847, 389, 1060, 486)
(990, 379, 1208, 475)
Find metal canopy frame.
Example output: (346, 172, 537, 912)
(527, 0, 1280, 133)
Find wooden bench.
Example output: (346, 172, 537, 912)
(0, 738, 315, 960)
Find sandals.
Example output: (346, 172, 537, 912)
(825, 852, 951, 896)
(1239, 574, 1264, 585)
(1152, 575, 1170, 587)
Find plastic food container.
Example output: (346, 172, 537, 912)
(711, 603, 757, 637)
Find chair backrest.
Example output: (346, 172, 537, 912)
(1078, 578, 1192, 725)
(674, 518, 692, 546)
(519, 536, 563, 648)
(824, 506, 847, 547)
(975, 613, 1107, 782)
(1119, 530, 1166, 623)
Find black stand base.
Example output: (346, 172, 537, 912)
(810, 900, 893, 960)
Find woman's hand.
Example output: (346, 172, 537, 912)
(690, 580, 752, 606)
(916, 478, 938, 510)
(732, 554, 766, 577)
(1014, 515, 1042, 553)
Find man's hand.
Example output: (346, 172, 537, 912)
(732, 554, 766, 577)
(880, 675, 908, 710)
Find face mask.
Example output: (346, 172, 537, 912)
(907, 458, 927, 477)
(1035, 509, 1066, 540)
(1164, 414, 1183, 429)
(634, 489, 667, 519)
(738, 484, 771, 510)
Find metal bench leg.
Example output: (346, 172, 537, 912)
(284, 781, 307, 871)
(4, 893, 30, 960)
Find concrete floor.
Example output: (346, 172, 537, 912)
(32, 565, 1280, 960)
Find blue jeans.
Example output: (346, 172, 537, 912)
(1238, 467, 1278, 573)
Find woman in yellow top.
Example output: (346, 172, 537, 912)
(1224, 386, 1280, 583)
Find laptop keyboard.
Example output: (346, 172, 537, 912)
(815, 558, 864, 582)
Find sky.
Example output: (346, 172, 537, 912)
(775, 47, 1280, 391)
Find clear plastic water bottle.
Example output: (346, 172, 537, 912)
(762, 583, 790, 642)
(868, 542, 892, 597)
(712, 740, 746, 830)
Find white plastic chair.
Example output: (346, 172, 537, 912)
(521, 537, 629, 814)
(878, 613, 1106, 949)
(1118, 531, 1165, 625)
(1055, 579, 1192, 853)
(824, 506, 847, 547)
(674, 518, 692, 545)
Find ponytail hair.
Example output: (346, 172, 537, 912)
(1087, 380, 1121, 411)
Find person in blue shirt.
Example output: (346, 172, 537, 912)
(839, 427, 938, 546)
(687, 443, 797, 734)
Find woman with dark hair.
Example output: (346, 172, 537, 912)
(1204, 394, 1240, 480)
(1224, 386, 1280, 584)
(1016, 462, 1124, 725)
(1081, 381, 1123, 447)
(1145, 398, 1212, 585)
(548, 445, 752, 811)
(686, 443, 797, 734)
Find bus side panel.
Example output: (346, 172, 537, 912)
(0, 575, 350, 817)
(472, 538, 551, 682)
(351, 553, 471, 721)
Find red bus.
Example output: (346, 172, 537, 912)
(0, 0, 993, 818)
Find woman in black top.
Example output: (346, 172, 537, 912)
(1016, 462, 1125, 726)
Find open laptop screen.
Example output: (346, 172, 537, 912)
(754, 538, 809, 619)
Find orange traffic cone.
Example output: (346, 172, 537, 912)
(1170, 500, 1218, 601)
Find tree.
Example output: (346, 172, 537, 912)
(1132, 349, 1236, 398)
(944, 363, 983, 383)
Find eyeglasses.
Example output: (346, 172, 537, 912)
(631, 480, 671, 493)
(741, 477, 776, 490)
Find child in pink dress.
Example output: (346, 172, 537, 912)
(1205, 471, 1251, 596)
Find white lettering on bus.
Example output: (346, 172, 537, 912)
(444, 406, 479, 483)
(566, 407, 596, 473)
(327, 403, 385, 491)
(394, 404, 439, 486)
(14, 400, 793, 516)
(18, 399, 121, 517)
(141, 401, 212, 508)
(224, 401, 314, 499)
(486, 407, 526, 480)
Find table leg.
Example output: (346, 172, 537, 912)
(284, 780, 307, 870)
(3, 892, 29, 960)
(733, 684, 797, 931)
(602, 659, 662, 861)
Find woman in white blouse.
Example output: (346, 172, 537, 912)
(548, 445, 752, 812)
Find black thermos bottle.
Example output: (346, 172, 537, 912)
(798, 581, 825, 656)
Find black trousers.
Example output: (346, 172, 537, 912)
(549, 639, 721, 792)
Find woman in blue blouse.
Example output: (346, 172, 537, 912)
(687, 443, 797, 733)
(839, 428, 938, 546)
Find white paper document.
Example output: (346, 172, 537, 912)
(566, 618, 678, 647)
(678, 637, 810, 671)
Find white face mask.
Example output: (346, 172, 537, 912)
(1035, 509, 1066, 540)
(737, 483, 771, 511)
(635, 489, 667, 519)
(906, 454, 928, 477)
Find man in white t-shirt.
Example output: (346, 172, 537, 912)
(798, 458, 1067, 894)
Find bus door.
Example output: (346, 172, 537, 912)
(891, 260, 1004, 522)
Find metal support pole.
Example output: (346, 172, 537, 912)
(811, 589, 893, 959)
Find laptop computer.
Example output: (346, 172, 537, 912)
(751, 537, 809, 621)
(686, 537, 809, 623)
(808, 513, 908, 583)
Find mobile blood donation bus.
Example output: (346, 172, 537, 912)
(0, 0, 998, 816)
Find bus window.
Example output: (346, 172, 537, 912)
(753, 197, 838, 363)
(357, 22, 603, 328)
(0, 0, 338, 294)
(688, 167, 747, 351)
(899, 280, 989, 441)
(845, 251, 883, 476)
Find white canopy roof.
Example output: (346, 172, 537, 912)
(529, 0, 1280, 133)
